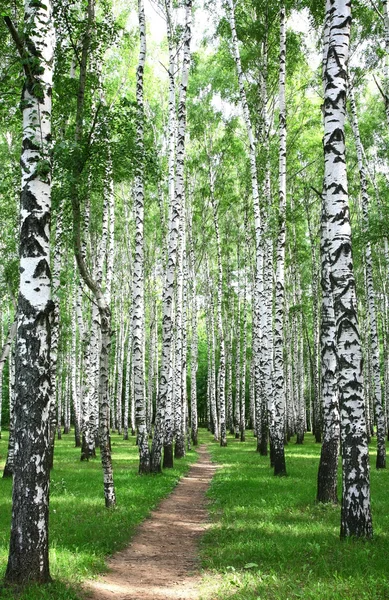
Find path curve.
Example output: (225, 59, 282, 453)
(85, 445, 217, 600)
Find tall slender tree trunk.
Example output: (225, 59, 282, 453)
(317, 207, 340, 503)
(70, 0, 116, 507)
(0, 319, 17, 441)
(123, 315, 132, 440)
(227, 0, 265, 458)
(189, 208, 198, 446)
(3, 345, 15, 479)
(173, 0, 192, 460)
(323, 0, 372, 538)
(349, 88, 386, 469)
(272, 3, 287, 475)
(209, 162, 227, 446)
(240, 273, 247, 442)
(151, 0, 192, 472)
(207, 268, 219, 440)
(173, 201, 186, 459)
(48, 208, 63, 467)
(5, 0, 55, 583)
(132, 0, 149, 473)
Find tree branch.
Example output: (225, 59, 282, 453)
(4, 16, 38, 85)
(3, 16, 25, 61)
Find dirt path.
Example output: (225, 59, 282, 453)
(85, 445, 217, 600)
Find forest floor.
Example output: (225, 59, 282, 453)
(84, 445, 218, 600)
(2, 431, 389, 600)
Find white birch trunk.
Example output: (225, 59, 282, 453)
(151, 0, 192, 472)
(210, 164, 227, 446)
(5, 0, 55, 582)
(323, 0, 372, 537)
(173, 202, 185, 458)
(132, 0, 150, 473)
(271, 3, 287, 475)
(0, 319, 17, 440)
(240, 273, 247, 442)
(190, 264, 198, 446)
(123, 318, 132, 440)
(70, 0, 116, 507)
(3, 344, 15, 479)
(227, 0, 266, 456)
(348, 88, 386, 469)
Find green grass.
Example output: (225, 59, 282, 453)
(198, 430, 389, 600)
(2, 429, 389, 600)
(0, 429, 198, 599)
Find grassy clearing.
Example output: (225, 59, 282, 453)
(0, 430, 197, 599)
(199, 430, 389, 600)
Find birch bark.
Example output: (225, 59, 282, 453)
(210, 162, 227, 446)
(227, 0, 265, 455)
(132, 0, 150, 473)
(323, 0, 372, 537)
(71, 0, 116, 507)
(272, 3, 287, 474)
(0, 319, 17, 440)
(151, 0, 193, 472)
(5, 0, 55, 583)
(348, 88, 386, 469)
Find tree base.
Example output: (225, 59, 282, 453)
(175, 438, 185, 459)
(376, 453, 386, 469)
(317, 437, 339, 503)
(163, 443, 174, 468)
(139, 460, 150, 475)
(273, 446, 287, 476)
(3, 464, 13, 478)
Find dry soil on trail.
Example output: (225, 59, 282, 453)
(85, 445, 217, 600)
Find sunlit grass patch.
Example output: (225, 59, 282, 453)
(199, 430, 389, 600)
(0, 429, 197, 599)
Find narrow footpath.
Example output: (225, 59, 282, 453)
(85, 445, 217, 600)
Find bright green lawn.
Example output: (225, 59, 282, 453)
(198, 430, 389, 600)
(0, 429, 197, 599)
(1, 429, 389, 600)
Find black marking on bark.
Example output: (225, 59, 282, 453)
(33, 259, 51, 280)
(21, 188, 41, 212)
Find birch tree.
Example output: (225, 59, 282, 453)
(133, 0, 150, 473)
(271, 2, 287, 475)
(323, 0, 372, 538)
(348, 87, 386, 469)
(4, 0, 55, 583)
(151, 0, 193, 473)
